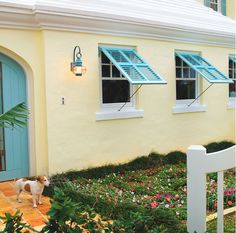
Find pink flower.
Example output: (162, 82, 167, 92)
(224, 190, 231, 196)
(156, 193, 161, 199)
(228, 201, 233, 206)
(151, 201, 157, 209)
(165, 193, 170, 202)
(141, 182, 145, 186)
(175, 194, 180, 199)
(214, 202, 217, 209)
(183, 186, 187, 193)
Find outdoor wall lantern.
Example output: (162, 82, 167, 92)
(71, 45, 86, 76)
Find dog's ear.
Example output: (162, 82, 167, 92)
(36, 176, 44, 183)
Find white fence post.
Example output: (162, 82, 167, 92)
(187, 145, 207, 233)
(187, 145, 236, 233)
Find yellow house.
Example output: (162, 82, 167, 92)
(0, 0, 235, 180)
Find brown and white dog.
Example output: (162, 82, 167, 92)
(16, 176, 50, 208)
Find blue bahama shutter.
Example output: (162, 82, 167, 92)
(221, 0, 226, 15)
(229, 56, 236, 63)
(204, 0, 210, 7)
(175, 52, 233, 84)
(99, 47, 167, 85)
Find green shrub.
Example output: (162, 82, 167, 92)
(204, 140, 235, 153)
(0, 210, 38, 233)
(165, 151, 186, 164)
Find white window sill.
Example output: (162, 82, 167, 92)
(227, 99, 236, 109)
(96, 109, 144, 121)
(172, 104, 207, 114)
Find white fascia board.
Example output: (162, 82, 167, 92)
(0, 1, 235, 47)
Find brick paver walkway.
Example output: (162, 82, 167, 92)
(0, 180, 51, 231)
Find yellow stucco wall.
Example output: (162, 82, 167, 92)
(43, 30, 235, 174)
(226, 0, 236, 19)
(0, 28, 235, 175)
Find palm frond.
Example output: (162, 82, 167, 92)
(0, 103, 29, 128)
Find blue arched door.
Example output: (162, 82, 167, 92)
(0, 53, 29, 181)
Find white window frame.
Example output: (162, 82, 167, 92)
(228, 56, 236, 109)
(173, 52, 206, 114)
(210, 0, 221, 12)
(96, 47, 144, 121)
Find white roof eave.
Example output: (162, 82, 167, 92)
(0, 0, 235, 47)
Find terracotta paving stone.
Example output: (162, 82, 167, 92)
(0, 180, 51, 230)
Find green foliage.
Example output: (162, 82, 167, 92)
(204, 140, 235, 153)
(0, 210, 38, 233)
(41, 187, 112, 233)
(165, 151, 186, 164)
(41, 187, 82, 233)
(0, 103, 28, 128)
(62, 187, 185, 233)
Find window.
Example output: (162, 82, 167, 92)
(175, 56, 198, 100)
(175, 52, 232, 83)
(101, 51, 133, 106)
(173, 52, 232, 113)
(204, 0, 226, 15)
(97, 47, 166, 120)
(229, 57, 236, 98)
(210, 0, 220, 12)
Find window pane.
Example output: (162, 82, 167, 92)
(190, 69, 196, 78)
(183, 68, 189, 78)
(229, 60, 233, 69)
(101, 52, 110, 64)
(182, 61, 189, 67)
(102, 65, 110, 77)
(229, 69, 232, 79)
(176, 68, 182, 78)
(210, 3, 218, 11)
(112, 65, 121, 77)
(102, 80, 130, 103)
(176, 56, 182, 66)
(176, 80, 196, 99)
(229, 80, 236, 97)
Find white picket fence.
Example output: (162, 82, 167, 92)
(187, 145, 236, 233)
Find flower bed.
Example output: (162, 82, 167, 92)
(66, 164, 235, 221)
(44, 141, 235, 232)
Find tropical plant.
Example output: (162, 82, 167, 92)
(0, 102, 28, 128)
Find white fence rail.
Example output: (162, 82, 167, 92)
(187, 145, 236, 233)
